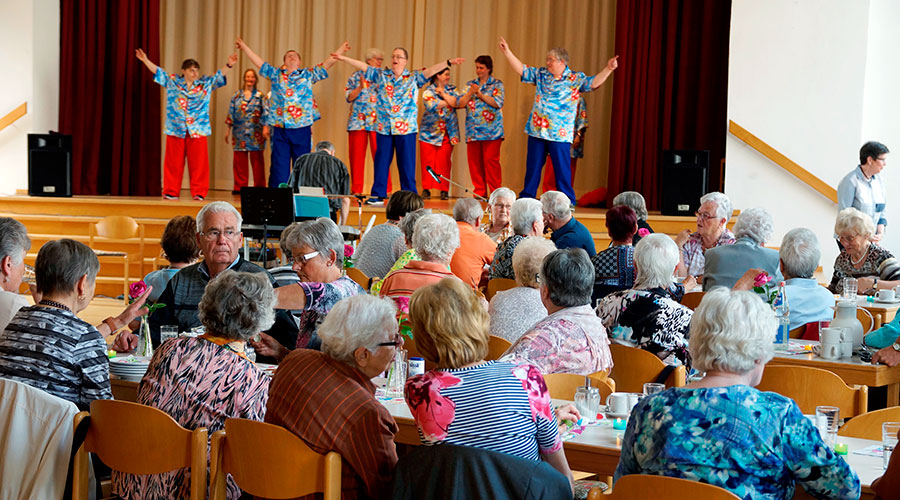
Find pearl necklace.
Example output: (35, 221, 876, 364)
(850, 245, 870, 266)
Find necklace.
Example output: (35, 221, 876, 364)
(850, 245, 870, 266)
(38, 299, 71, 312)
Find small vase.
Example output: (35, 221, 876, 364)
(138, 315, 154, 358)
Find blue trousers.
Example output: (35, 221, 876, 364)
(520, 136, 575, 203)
(270, 126, 311, 187)
(371, 132, 416, 198)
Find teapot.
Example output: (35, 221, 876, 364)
(829, 300, 873, 349)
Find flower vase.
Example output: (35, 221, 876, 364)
(138, 315, 153, 357)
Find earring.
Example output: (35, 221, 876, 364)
(78, 294, 85, 300)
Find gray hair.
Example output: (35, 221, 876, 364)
(278, 223, 301, 260)
(196, 201, 243, 232)
(699, 192, 733, 223)
(413, 213, 459, 263)
(0, 217, 30, 264)
(689, 288, 775, 374)
(319, 294, 397, 364)
(780, 228, 821, 279)
(733, 207, 774, 244)
(512, 237, 557, 288)
(400, 208, 432, 245)
(547, 47, 569, 65)
(198, 270, 276, 341)
(633, 234, 679, 289)
(540, 248, 593, 307)
(540, 191, 572, 220)
(365, 48, 384, 61)
(510, 198, 543, 236)
(488, 187, 516, 207)
(612, 191, 648, 220)
(283, 218, 344, 265)
(315, 141, 335, 153)
(452, 198, 484, 225)
(835, 207, 876, 240)
(35, 239, 100, 296)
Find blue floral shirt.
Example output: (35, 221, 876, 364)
(615, 386, 860, 500)
(225, 89, 268, 151)
(521, 65, 595, 143)
(365, 66, 427, 135)
(153, 68, 226, 138)
(464, 76, 504, 142)
(260, 62, 328, 129)
(344, 70, 379, 132)
(419, 84, 461, 146)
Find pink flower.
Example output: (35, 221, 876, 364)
(753, 273, 771, 288)
(128, 280, 147, 300)
(404, 371, 461, 441)
(637, 228, 650, 237)
(393, 296, 410, 314)
(511, 364, 553, 422)
(343, 244, 354, 258)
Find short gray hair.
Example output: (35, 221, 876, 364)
(540, 191, 572, 220)
(488, 187, 516, 206)
(541, 248, 593, 307)
(413, 213, 460, 263)
(700, 192, 733, 223)
(835, 207, 876, 239)
(633, 234, 679, 289)
(547, 47, 569, 65)
(689, 288, 775, 374)
(512, 237, 556, 288)
(196, 201, 243, 232)
(0, 217, 30, 264)
(315, 141, 334, 153)
(452, 198, 484, 224)
(278, 223, 301, 260)
(612, 191, 648, 220)
(318, 294, 397, 364)
(510, 198, 543, 236)
(198, 270, 275, 341)
(400, 208, 432, 245)
(733, 207, 774, 244)
(283, 218, 344, 265)
(780, 228, 821, 279)
(35, 239, 100, 296)
(365, 47, 384, 61)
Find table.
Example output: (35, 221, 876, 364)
(854, 296, 900, 330)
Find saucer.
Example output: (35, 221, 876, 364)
(606, 411, 630, 420)
(874, 297, 900, 304)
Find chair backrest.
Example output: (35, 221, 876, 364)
(72, 400, 207, 500)
(542, 373, 616, 401)
(608, 344, 687, 393)
(757, 365, 868, 418)
(679, 291, 706, 310)
(837, 406, 900, 440)
(210, 418, 341, 500)
(486, 278, 517, 301)
(485, 335, 512, 361)
(599, 474, 741, 500)
(345, 266, 371, 290)
(92, 215, 141, 240)
(857, 307, 874, 335)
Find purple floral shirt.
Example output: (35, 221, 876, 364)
(682, 229, 736, 277)
(296, 276, 365, 349)
(521, 65, 595, 143)
(260, 62, 328, 129)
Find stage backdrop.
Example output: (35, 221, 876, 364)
(159, 0, 616, 198)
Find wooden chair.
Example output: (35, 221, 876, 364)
(210, 418, 341, 500)
(485, 335, 512, 361)
(485, 278, 517, 301)
(608, 344, 687, 393)
(838, 406, 900, 440)
(857, 307, 874, 335)
(679, 291, 706, 310)
(88, 215, 145, 298)
(757, 365, 868, 417)
(542, 373, 616, 400)
(72, 400, 208, 500)
(590, 474, 740, 499)
(345, 267, 371, 290)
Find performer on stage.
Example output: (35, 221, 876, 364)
(419, 68, 461, 201)
(332, 48, 464, 204)
(225, 68, 268, 193)
(345, 48, 390, 195)
(136, 49, 236, 200)
(542, 95, 588, 194)
(235, 38, 351, 187)
(498, 37, 617, 204)
(457, 55, 505, 199)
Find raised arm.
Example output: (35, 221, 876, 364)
(590, 56, 619, 90)
(321, 41, 351, 70)
(135, 48, 159, 74)
(220, 53, 238, 75)
(423, 58, 464, 79)
(235, 37, 265, 69)
(332, 53, 369, 72)
(498, 37, 524, 76)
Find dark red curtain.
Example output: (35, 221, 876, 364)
(607, 0, 731, 209)
(59, 0, 161, 196)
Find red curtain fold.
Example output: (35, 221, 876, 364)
(607, 0, 731, 210)
(59, 0, 161, 196)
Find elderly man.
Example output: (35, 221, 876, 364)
(266, 294, 400, 500)
(703, 207, 783, 291)
(838, 141, 890, 244)
(776, 228, 834, 330)
(289, 140, 351, 225)
(449, 198, 496, 288)
(541, 191, 596, 257)
(675, 191, 735, 280)
(379, 213, 460, 301)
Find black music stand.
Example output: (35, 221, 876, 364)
(240, 187, 295, 268)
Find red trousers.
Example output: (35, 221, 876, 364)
(466, 139, 502, 198)
(542, 157, 579, 194)
(348, 130, 390, 194)
(232, 150, 266, 190)
(420, 137, 453, 190)
(163, 135, 209, 198)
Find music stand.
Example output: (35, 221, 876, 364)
(240, 187, 295, 268)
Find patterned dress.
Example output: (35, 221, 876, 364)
(615, 386, 861, 500)
(225, 89, 267, 150)
(295, 276, 366, 349)
(153, 68, 226, 138)
(591, 244, 635, 288)
(260, 62, 328, 129)
(488, 234, 524, 280)
(464, 76, 505, 142)
(829, 244, 895, 294)
(681, 229, 736, 277)
(481, 223, 514, 244)
(521, 65, 595, 143)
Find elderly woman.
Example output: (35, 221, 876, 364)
(703, 207, 782, 291)
(419, 67, 461, 201)
(353, 190, 424, 279)
(502, 248, 612, 375)
(591, 205, 638, 295)
(596, 234, 693, 367)
(481, 187, 516, 243)
(779, 228, 835, 330)
(371, 208, 431, 295)
(489, 197, 544, 280)
(225, 68, 267, 192)
(830, 207, 899, 295)
(0, 218, 31, 332)
(143, 215, 200, 302)
(615, 288, 860, 499)
(675, 191, 735, 279)
(379, 213, 460, 302)
(489, 237, 555, 342)
(406, 278, 574, 493)
(613, 191, 652, 245)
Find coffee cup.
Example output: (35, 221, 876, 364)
(841, 340, 853, 358)
(606, 392, 631, 415)
(819, 342, 841, 360)
(820, 327, 845, 345)
(876, 289, 896, 302)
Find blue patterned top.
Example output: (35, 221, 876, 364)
(419, 84, 461, 146)
(365, 66, 428, 135)
(295, 276, 365, 350)
(344, 70, 379, 131)
(260, 62, 328, 129)
(225, 89, 268, 151)
(464, 76, 504, 142)
(521, 65, 595, 143)
(615, 386, 861, 500)
(153, 68, 226, 138)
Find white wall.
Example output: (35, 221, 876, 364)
(0, 0, 59, 195)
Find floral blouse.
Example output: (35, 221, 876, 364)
(225, 89, 267, 151)
(829, 244, 894, 294)
(615, 386, 860, 500)
(464, 76, 504, 142)
(419, 83, 461, 146)
(260, 62, 328, 129)
(521, 65, 595, 143)
(488, 234, 524, 280)
(296, 276, 365, 349)
(153, 68, 226, 138)
(481, 222, 514, 244)
(365, 66, 428, 135)
(344, 69, 379, 131)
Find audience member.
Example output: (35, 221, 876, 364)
(613, 191, 652, 245)
(590, 205, 637, 297)
(541, 191, 596, 257)
(838, 141, 889, 243)
(481, 187, 516, 243)
(0, 217, 31, 332)
(489, 237, 555, 343)
(830, 207, 898, 295)
(489, 197, 544, 280)
(379, 213, 460, 302)
(872, 427, 900, 499)
(703, 207, 782, 290)
(450, 198, 496, 288)
(779, 228, 834, 330)
(353, 190, 423, 279)
(143, 215, 200, 303)
(370, 208, 431, 295)
(675, 191, 735, 280)
(289, 140, 351, 225)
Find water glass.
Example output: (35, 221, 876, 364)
(815, 405, 840, 448)
(883, 422, 900, 469)
(841, 277, 858, 300)
(160, 325, 179, 344)
(385, 349, 408, 399)
(643, 383, 665, 396)
(574, 386, 601, 421)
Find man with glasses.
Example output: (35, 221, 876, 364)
(675, 191, 735, 283)
(838, 141, 890, 244)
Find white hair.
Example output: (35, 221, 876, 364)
(700, 192, 733, 223)
(284, 218, 344, 264)
(0, 217, 30, 264)
(689, 288, 776, 374)
(452, 198, 485, 224)
(612, 191, 649, 220)
(365, 48, 384, 61)
(540, 191, 572, 220)
(319, 294, 398, 364)
(488, 187, 516, 206)
(412, 213, 460, 263)
(733, 207, 774, 244)
(633, 234, 679, 289)
(196, 201, 243, 232)
(512, 237, 557, 288)
(780, 228, 821, 279)
(510, 198, 543, 235)
(834, 207, 876, 240)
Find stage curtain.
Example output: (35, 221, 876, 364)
(606, 0, 731, 210)
(59, 0, 161, 196)
(159, 0, 615, 197)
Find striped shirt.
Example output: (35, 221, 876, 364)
(405, 361, 562, 461)
(0, 306, 111, 408)
(289, 151, 351, 214)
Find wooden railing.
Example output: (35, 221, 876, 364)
(729, 120, 837, 204)
(0, 102, 27, 133)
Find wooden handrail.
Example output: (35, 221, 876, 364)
(0, 102, 27, 133)
(729, 120, 837, 204)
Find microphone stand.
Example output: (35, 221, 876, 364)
(426, 166, 488, 203)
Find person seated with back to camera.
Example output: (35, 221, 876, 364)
(289, 140, 351, 226)
(449, 197, 497, 289)
(702, 207, 782, 291)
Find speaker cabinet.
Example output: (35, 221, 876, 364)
(660, 150, 709, 216)
(28, 134, 72, 197)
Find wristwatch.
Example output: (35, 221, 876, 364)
(892, 343, 900, 352)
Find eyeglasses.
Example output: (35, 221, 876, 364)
(377, 333, 403, 347)
(199, 229, 240, 241)
(391, 55, 407, 60)
(289, 250, 320, 265)
(837, 233, 861, 244)
(695, 211, 717, 221)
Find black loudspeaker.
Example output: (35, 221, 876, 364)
(660, 150, 709, 216)
(28, 133, 72, 197)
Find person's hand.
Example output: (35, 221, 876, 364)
(555, 404, 582, 436)
(498, 37, 509, 53)
(112, 330, 138, 352)
(235, 37, 246, 50)
(117, 286, 152, 325)
(858, 276, 876, 294)
(573, 134, 583, 149)
(248, 332, 289, 361)
(448, 57, 464, 66)
(227, 53, 238, 67)
(335, 41, 351, 55)
(873, 232, 884, 244)
(675, 229, 692, 248)
(872, 345, 900, 367)
(135, 48, 147, 62)
(682, 275, 698, 292)
(262, 126, 270, 140)
(224, 132, 230, 145)
(607, 55, 619, 71)
(468, 82, 479, 95)
(733, 268, 766, 291)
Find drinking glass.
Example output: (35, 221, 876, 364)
(385, 349, 408, 399)
(160, 325, 179, 344)
(574, 386, 601, 421)
(643, 383, 665, 396)
(815, 405, 840, 448)
(883, 422, 900, 469)
(841, 277, 858, 300)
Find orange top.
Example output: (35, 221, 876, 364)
(450, 222, 497, 289)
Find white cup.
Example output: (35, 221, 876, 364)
(606, 392, 631, 415)
(841, 340, 853, 358)
(876, 289, 896, 302)
(820, 327, 844, 345)
(820, 342, 841, 360)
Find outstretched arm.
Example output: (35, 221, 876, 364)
(235, 37, 265, 69)
(135, 48, 159, 74)
(332, 53, 369, 72)
(423, 57, 464, 79)
(590, 56, 619, 90)
(498, 37, 524, 76)
(321, 41, 351, 70)
(220, 53, 238, 75)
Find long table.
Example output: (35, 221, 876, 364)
(855, 296, 900, 330)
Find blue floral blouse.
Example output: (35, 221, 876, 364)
(521, 65, 594, 143)
(260, 62, 328, 129)
(365, 66, 428, 135)
(225, 89, 267, 151)
(344, 70, 379, 132)
(419, 84, 461, 146)
(464, 76, 504, 142)
(153, 68, 226, 138)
